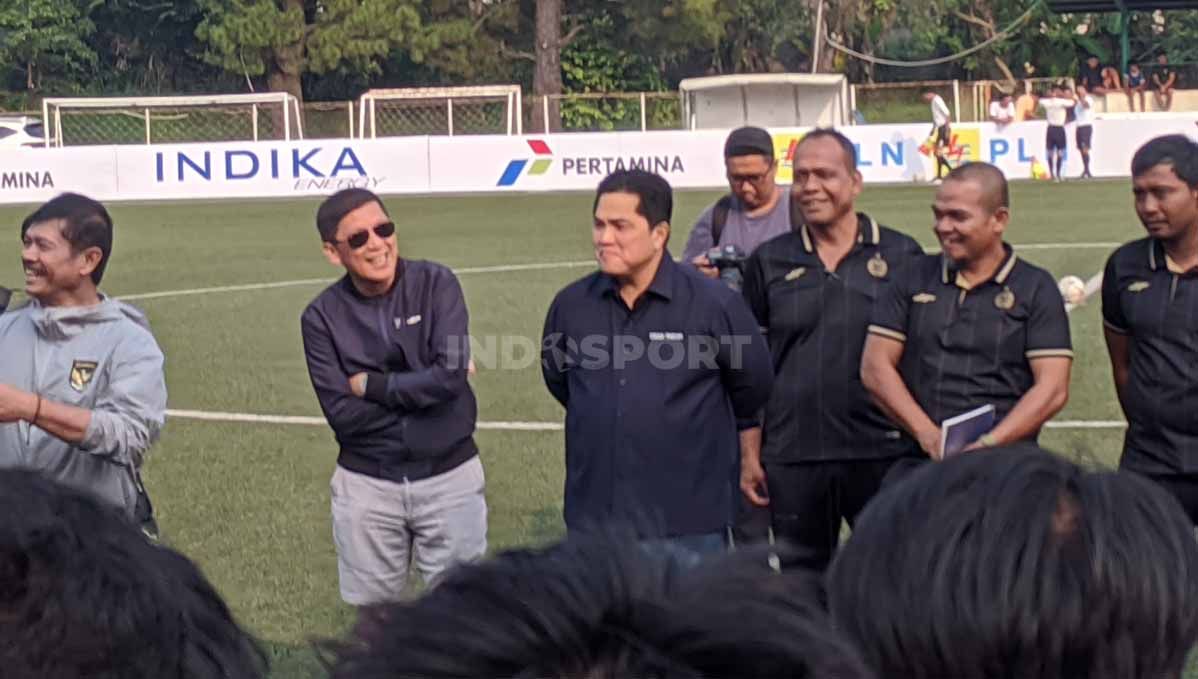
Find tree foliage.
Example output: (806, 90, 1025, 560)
(1, 0, 1198, 107)
(0, 0, 101, 92)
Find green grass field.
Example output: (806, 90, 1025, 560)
(0, 180, 1156, 677)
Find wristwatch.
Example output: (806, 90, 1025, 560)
(978, 433, 999, 448)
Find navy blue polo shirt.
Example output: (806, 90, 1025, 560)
(1103, 238, 1198, 474)
(541, 252, 774, 538)
(869, 244, 1073, 430)
(742, 213, 925, 462)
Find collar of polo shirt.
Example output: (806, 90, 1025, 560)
(941, 242, 1018, 290)
(596, 248, 678, 301)
(1149, 239, 1198, 277)
(798, 212, 881, 254)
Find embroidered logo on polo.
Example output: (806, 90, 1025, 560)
(1128, 281, 1150, 292)
(912, 293, 937, 303)
(994, 288, 1016, 310)
(784, 267, 806, 282)
(393, 314, 423, 329)
(69, 360, 98, 392)
(867, 254, 888, 278)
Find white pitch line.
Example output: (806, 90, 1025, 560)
(1045, 420, 1126, 429)
(165, 408, 1121, 431)
(165, 408, 564, 431)
(116, 260, 595, 302)
(111, 242, 1127, 303)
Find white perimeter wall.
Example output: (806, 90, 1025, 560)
(2, 115, 1197, 205)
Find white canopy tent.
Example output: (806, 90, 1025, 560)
(679, 73, 851, 130)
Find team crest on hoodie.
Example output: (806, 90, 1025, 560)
(70, 360, 98, 392)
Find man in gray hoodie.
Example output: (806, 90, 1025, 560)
(0, 193, 166, 523)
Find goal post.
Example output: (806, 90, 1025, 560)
(357, 85, 522, 138)
(41, 93, 304, 147)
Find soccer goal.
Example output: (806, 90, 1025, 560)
(41, 93, 304, 147)
(357, 85, 522, 138)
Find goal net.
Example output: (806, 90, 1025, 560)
(357, 85, 522, 138)
(41, 93, 304, 147)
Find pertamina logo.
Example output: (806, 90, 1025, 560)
(497, 139, 685, 187)
(497, 140, 554, 186)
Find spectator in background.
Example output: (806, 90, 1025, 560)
(827, 446, 1198, 679)
(1127, 63, 1148, 112)
(1014, 85, 1038, 121)
(681, 126, 798, 547)
(1153, 53, 1177, 111)
(1103, 64, 1123, 92)
(923, 91, 953, 182)
(0, 469, 268, 678)
(1078, 54, 1105, 92)
(1038, 83, 1075, 181)
(1075, 85, 1096, 179)
(988, 92, 1016, 127)
(329, 530, 876, 679)
(683, 126, 798, 279)
(0, 193, 166, 535)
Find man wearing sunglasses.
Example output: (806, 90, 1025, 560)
(301, 188, 486, 636)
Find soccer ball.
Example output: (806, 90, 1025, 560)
(1058, 275, 1087, 305)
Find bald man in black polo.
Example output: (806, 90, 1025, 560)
(862, 163, 1073, 460)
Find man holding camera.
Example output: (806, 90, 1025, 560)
(0, 193, 167, 529)
(741, 129, 924, 572)
(683, 126, 801, 287)
(681, 126, 799, 544)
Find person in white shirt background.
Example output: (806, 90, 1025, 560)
(924, 91, 953, 182)
(1037, 83, 1076, 182)
(989, 93, 1016, 127)
(1073, 86, 1095, 179)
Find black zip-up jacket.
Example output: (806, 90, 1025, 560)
(301, 259, 477, 482)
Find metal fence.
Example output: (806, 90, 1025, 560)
(8, 77, 1195, 146)
(524, 93, 682, 133)
(303, 101, 354, 139)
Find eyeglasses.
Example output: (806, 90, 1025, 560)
(727, 170, 772, 186)
(332, 221, 395, 249)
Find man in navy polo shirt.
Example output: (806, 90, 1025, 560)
(541, 169, 773, 561)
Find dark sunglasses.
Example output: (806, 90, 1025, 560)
(333, 221, 395, 249)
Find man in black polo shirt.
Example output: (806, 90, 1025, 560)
(740, 129, 924, 571)
(862, 162, 1073, 459)
(1103, 135, 1198, 523)
(541, 169, 773, 562)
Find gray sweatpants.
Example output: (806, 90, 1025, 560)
(330, 455, 488, 606)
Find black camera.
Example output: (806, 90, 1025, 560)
(707, 244, 748, 291)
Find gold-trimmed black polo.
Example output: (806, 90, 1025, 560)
(1102, 237, 1198, 474)
(742, 212, 925, 462)
(868, 243, 1073, 431)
